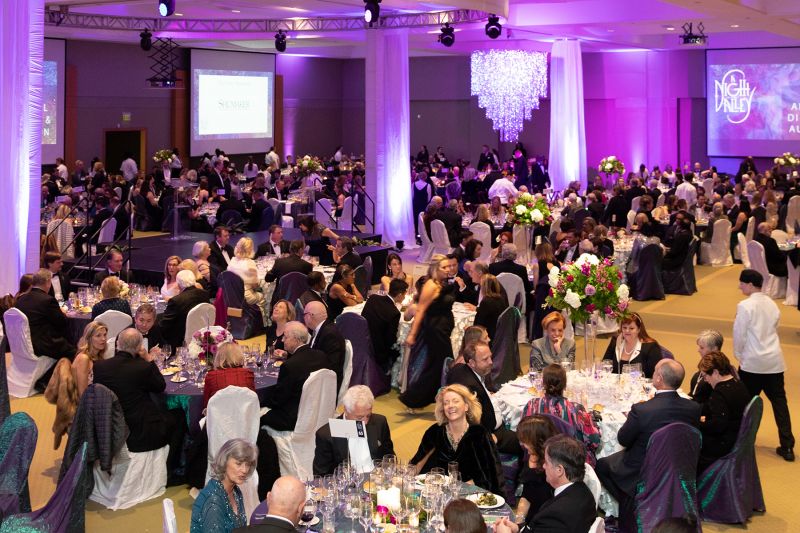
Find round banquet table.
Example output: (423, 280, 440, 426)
(248, 480, 514, 531)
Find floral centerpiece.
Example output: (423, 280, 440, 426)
(118, 280, 130, 299)
(598, 155, 625, 176)
(774, 152, 798, 168)
(188, 326, 234, 366)
(153, 149, 174, 164)
(507, 192, 552, 226)
(298, 155, 322, 174)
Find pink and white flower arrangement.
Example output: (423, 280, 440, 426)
(507, 192, 552, 226)
(598, 155, 625, 176)
(188, 326, 234, 363)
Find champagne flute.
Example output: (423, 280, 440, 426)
(358, 497, 374, 533)
(344, 493, 360, 533)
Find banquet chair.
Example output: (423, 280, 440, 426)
(267, 198, 281, 220)
(634, 423, 702, 533)
(315, 198, 336, 228)
(418, 212, 434, 262)
(660, 346, 675, 360)
(445, 180, 461, 202)
(218, 271, 264, 340)
(0, 442, 89, 533)
(334, 313, 389, 397)
(105, 337, 116, 359)
(362, 256, 373, 288)
(95, 310, 133, 339)
(88, 218, 117, 255)
(496, 272, 526, 342)
(626, 210, 636, 232)
(490, 307, 521, 387)
(543, 413, 575, 438)
(746, 240, 786, 299)
(771, 229, 789, 245)
(744, 216, 755, 242)
(0, 412, 38, 523)
(737, 233, 750, 268)
(3, 309, 57, 398)
(162, 498, 177, 533)
(204, 387, 260, 518)
(702, 178, 714, 197)
(631, 244, 665, 301)
(353, 265, 369, 300)
(786, 195, 800, 232)
(469, 221, 492, 262)
(46, 218, 75, 259)
(699, 219, 733, 266)
(784, 256, 799, 306)
(430, 219, 453, 256)
(584, 463, 601, 508)
(550, 218, 562, 236)
(440, 357, 454, 388)
(264, 369, 337, 481)
(630, 196, 641, 213)
(338, 196, 354, 231)
(338, 340, 354, 406)
(184, 303, 216, 347)
(662, 239, 698, 295)
(656, 194, 666, 207)
(275, 272, 309, 307)
(697, 396, 765, 524)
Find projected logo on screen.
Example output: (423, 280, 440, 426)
(714, 69, 756, 124)
(42, 60, 58, 145)
(193, 69, 273, 140)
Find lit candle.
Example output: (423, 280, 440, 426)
(409, 512, 420, 527)
(377, 487, 401, 510)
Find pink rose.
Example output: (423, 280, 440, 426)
(566, 274, 574, 282)
(618, 301, 629, 311)
(607, 282, 614, 290)
(617, 271, 624, 280)
(585, 284, 596, 296)
(581, 264, 591, 275)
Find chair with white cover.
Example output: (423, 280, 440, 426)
(205, 386, 261, 518)
(584, 462, 601, 508)
(737, 233, 750, 268)
(699, 219, 732, 266)
(656, 194, 666, 207)
(430, 219, 452, 256)
(744, 216, 755, 242)
(418, 212, 434, 262)
(315, 199, 336, 228)
(105, 337, 116, 359)
(162, 498, 177, 533)
(550, 218, 562, 236)
(184, 303, 216, 347)
(786, 195, 800, 232)
(338, 340, 354, 406)
(3, 309, 57, 398)
(784, 256, 799, 307)
(746, 240, 786, 299)
(338, 196, 354, 231)
(702, 178, 714, 197)
(771, 230, 789, 245)
(469, 221, 492, 262)
(626, 210, 636, 232)
(89, 218, 117, 255)
(588, 516, 605, 533)
(46, 218, 75, 259)
(496, 273, 526, 343)
(630, 196, 641, 213)
(94, 310, 133, 339)
(265, 369, 337, 481)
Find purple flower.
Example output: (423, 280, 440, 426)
(618, 301, 629, 311)
(585, 284, 596, 296)
(581, 264, 591, 275)
(604, 306, 613, 315)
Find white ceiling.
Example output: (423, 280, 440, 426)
(43, 0, 800, 57)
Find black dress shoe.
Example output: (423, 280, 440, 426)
(777, 446, 795, 462)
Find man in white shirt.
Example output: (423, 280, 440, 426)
(488, 175, 518, 205)
(44, 251, 71, 302)
(120, 152, 138, 183)
(256, 225, 287, 258)
(264, 146, 280, 170)
(240, 476, 305, 532)
(55, 158, 68, 182)
(733, 269, 795, 461)
(675, 174, 697, 208)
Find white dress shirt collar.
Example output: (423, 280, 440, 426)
(553, 481, 574, 498)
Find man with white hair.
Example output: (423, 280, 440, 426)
(488, 243, 533, 300)
(233, 476, 306, 532)
(313, 385, 395, 476)
(160, 270, 210, 348)
(304, 301, 347, 389)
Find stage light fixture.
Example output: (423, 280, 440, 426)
(158, 0, 175, 17)
(680, 22, 707, 45)
(275, 30, 287, 52)
(140, 29, 153, 51)
(364, 0, 381, 26)
(439, 23, 455, 47)
(485, 15, 502, 39)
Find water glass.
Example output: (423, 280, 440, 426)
(601, 360, 614, 375)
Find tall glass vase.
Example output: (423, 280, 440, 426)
(582, 313, 597, 370)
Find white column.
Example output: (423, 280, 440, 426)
(0, 0, 43, 294)
(548, 39, 587, 192)
(365, 28, 415, 247)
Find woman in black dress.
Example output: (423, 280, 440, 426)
(326, 265, 364, 319)
(266, 299, 295, 353)
(531, 243, 560, 340)
(400, 255, 457, 409)
(473, 274, 508, 343)
(515, 415, 557, 522)
(601, 312, 662, 378)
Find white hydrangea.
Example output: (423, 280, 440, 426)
(617, 284, 630, 300)
(564, 289, 581, 309)
(531, 209, 543, 223)
(604, 163, 613, 171)
(608, 155, 616, 161)
(515, 204, 527, 215)
(548, 266, 560, 288)
(575, 253, 599, 267)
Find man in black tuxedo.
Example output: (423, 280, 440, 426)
(247, 189, 274, 232)
(299, 271, 328, 311)
(662, 213, 693, 271)
(92, 328, 186, 482)
(233, 476, 306, 533)
(265, 240, 313, 283)
(133, 303, 166, 353)
(595, 359, 701, 516)
(332, 237, 362, 271)
(159, 271, 211, 348)
(208, 160, 225, 192)
(494, 434, 597, 533)
(446, 341, 520, 454)
(435, 199, 464, 248)
(256, 225, 290, 258)
(586, 192, 605, 222)
(14, 269, 76, 360)
(361, 279, 406, 373)
(85, 195, 113, 245)
(530, 156, 547, 192)
(43, 252, 72, 302)
(477, 145, 493, 172)
(267, 178, 290, 201)
(488, 244, 533, 302)
(483, 163, 502, 191)
(93, 249, 133, 286)
(305, 301, 347, 390)
(208, 226, 234, 272)
(313, 385, 395, 476)
(754, 222, 788, 277)
(260, 322, 329, 431)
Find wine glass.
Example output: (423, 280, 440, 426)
(162, 344, 172, 360)
(358, 497, 374, 533)
(344, 493, 360, 533)
(300, 499, 317, 531)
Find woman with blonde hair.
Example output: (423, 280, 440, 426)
(530, 311, 575, 370)
(410, 384, 502, 493)
(91, 276, 132, 319)
(202, 342, 255, 409)
(161, 255, 182, 299)
(227, 237, 267, 322)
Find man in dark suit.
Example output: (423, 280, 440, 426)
(754, 222, 788, 277)
(85, 195, 113, 245)
(623, 178, 646, 211)
(14, 269, 76, 360)
(586, 192, 605, 222)
(595, 359, 701, 516)
(435, 199, 464, 248)
(109, 195, 131, 241)
(256, 225, 290, 258)
(208, 160, 225, 192)
(93, 249, 133, 286)
(662, 214, 693, 271)
(267, 178, 290, 201)
(133, 303, 165, 353)
(92, 328, 186, 481)
(233, 476, 306, 533)
(43, 252, 72, 302)
(530, 156, 547, 192)
(265, 240, 313, 283)
(159, 271, 211, 348)
(361, 279, 406, 373)
(313, 385, 395, 476)
(332, 237, 363, 271)
(446, 341, 520, 455)
(494, 434, 597, 533)
(298, 271, 328, 311)
(260, 322, 329, 431)
(305, 301, 347, 390)
(208, 226, 234, 272)
(247, 189, 274, 232)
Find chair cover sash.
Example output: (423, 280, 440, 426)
(0, 413, 38, 520)
(334, 313, 389, 397)
(490, 307, 521, 386)
(632, 244, 665, 301)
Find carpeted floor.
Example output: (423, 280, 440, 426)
(9, 252, 800, 532)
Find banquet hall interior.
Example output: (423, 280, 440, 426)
(3, 0, 800, 532)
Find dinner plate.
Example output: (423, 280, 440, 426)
(170, 376, 187, 383)
(465, 492, 505, 510)
(299, 516, 320, 527)
(160, 368, 179, 376)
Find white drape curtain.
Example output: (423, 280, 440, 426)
(365, 28, 415, 247)
(0, 0, 43, 295)
(548, 39, 587, 192)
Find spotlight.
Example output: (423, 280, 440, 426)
(485, 15, 502, 39)
(140, 29, 153, 51)
(439, 23, 455, 47)
(275, 30, 287, 53)
(158, 0, 175, 17)
(364, 0, 380, 26)
(680, 22, 707, 45)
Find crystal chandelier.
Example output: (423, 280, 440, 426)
(470, 50, 549, 142)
